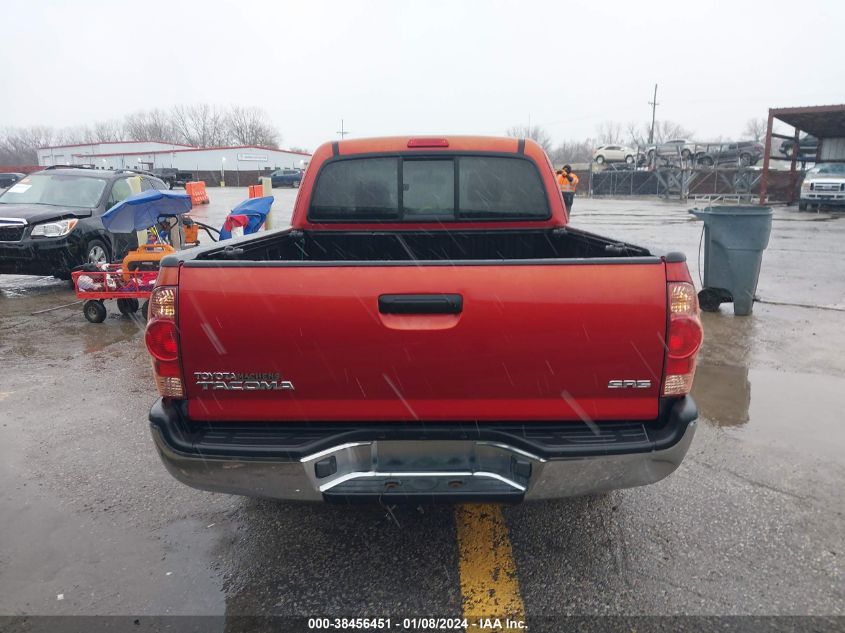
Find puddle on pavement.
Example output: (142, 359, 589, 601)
(693, 364, 845, 459)
(694, 364, 752, 426)
(80, 317, 144, 354)
(0, 274, 68, 298)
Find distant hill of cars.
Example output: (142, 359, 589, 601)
(593, 135, 818, 169)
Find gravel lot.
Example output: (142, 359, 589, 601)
(1, 190, 842, 625)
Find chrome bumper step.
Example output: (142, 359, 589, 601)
(149, 397, 698, 502)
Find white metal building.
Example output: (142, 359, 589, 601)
(37, 141, 311, 173)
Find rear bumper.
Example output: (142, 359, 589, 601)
(149, 397, 697, 502)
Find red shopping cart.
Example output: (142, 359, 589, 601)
(72, 264, 159, 323)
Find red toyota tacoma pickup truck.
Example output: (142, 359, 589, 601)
(145, 136, 702, 503)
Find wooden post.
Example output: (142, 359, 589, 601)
(261, 176, 273, 230)
(788, 127, 800, 205)
(759, 111, 774, 205)
(127, 176, 147, 247)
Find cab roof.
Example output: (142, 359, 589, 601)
(329, 135, 529, 155)
(293, 135, 567, 230)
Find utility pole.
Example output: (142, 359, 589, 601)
(648, 84, 659, 144)
(337, 119, 349, 139)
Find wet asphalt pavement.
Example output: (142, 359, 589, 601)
(0, 189, 843, 622)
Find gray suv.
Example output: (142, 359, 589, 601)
(695, 141, 764, 167)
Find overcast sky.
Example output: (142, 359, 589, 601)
(1, 0, 842, 151)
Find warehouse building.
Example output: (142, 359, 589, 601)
(36, 141, 312, 186)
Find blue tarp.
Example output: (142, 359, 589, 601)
(102, 189, 193, 233)
(219, 196, 274, 240)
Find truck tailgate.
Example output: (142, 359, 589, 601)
(178, 263, 667, 422)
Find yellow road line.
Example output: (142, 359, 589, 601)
(455, 504, 525, 628)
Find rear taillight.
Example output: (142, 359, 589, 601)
(662, 282, 703, 396)
(148, 287, 176, 319)
(145, 285, 184, 398)
(146, 320, 179, 361)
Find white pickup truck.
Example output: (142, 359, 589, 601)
(800, 163, 845, 211)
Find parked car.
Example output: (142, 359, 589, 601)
(145, 135, 703, 504)
(593, 145, 636, 165)
(0, 168, 168, 278)
(799, 163, 845, 211)
(780, 134, 818, 160)
(149, 168, 193, 189)
(266, 168, 303, 188)
(695, 141, 764, 167)
(646, 138, 696, 162)
(0, 172, 25, 189)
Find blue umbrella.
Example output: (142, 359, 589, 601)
(102, 189, 193, 233)
(219, 196, 274, 239)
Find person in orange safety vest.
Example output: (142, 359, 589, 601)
(557, 164, 579, 212)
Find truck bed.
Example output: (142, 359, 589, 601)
(172, 228, 668, 424)
(185, 227, 653, 265)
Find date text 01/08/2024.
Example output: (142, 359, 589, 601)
(306, 617, 527, 630)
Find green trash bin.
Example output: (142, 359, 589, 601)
(689, 205, 773, 316)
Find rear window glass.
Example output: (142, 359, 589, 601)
(458, 157, 548, 219)
(310, 157, 398, 219)
(402, 160, 454, 218)
(309, 155, 549, 221)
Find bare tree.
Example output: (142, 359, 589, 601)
(627, 120, 693, 147)
(506, 125, 553, 152)
(225, 106, 280, 148)
(626, 121, 647, 148)
(0, 126, 58, 164)
(124, 109, 177, 143)
(49, 120, 125, 146)
(595, 121, 623, 145)
(88, 119, 122, 142)
(37, 124, 86, 147)
(0, 104, 287, 164)
(170, 104, 230, 147)
(549, 138, 594, 165)
(743, 117, 767, 142)
(55, 125, 88, 145)
(653, 120, 693, 144)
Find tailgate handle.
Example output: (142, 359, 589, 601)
(378, 294, 463, 315)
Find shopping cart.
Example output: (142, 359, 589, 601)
(71, 264, 159, 323)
